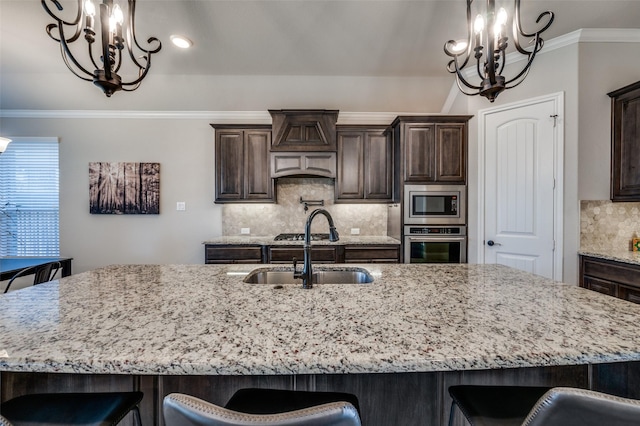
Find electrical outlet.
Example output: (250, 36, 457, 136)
(351, 228, 360, 235)
(176, 202, 186, 211)
(241, 228, 250, 235)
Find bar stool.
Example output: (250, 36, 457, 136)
(448, 386, 640, 426)
(448, 385, 550, 426)
(163, 388, 361, 426)
(0, 391, 143, 426)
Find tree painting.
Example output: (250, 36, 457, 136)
(89, 162, 160, 214)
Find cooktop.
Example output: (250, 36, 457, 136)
(274, 233, 330, 241)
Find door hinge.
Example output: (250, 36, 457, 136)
(553, 178, 556, 189)
(553, 240, 556, 251)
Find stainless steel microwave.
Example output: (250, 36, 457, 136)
(403, 184, 466, 225)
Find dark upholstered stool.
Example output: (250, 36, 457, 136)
(225, 388, 361, 415)
(448, 385, 551, 426)
(0, 391, 143, 426)
(163, 388, 362, 426)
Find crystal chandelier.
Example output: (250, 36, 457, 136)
(41, 0, 162, 97)
(444, 0, 554, 102)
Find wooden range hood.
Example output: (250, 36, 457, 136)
(268, 109, 339, 179)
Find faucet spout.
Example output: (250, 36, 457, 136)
(293, 208, 339, 289)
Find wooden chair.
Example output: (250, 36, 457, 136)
(448, 385, 640, 426)
(163, 388, 362, 426)
(3, 261, 61, 293)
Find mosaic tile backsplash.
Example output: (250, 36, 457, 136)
(580, 200, 640, 251)
(222, 178, 389, 236)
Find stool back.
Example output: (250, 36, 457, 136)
(163, 393, 362, 426)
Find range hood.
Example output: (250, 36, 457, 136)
(269, 109, 339, 178)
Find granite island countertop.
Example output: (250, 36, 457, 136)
(203, 235, 401, 246)
(2, 263, 640, 376)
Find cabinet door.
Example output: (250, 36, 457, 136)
(205, 245, 264, 264)
(336, 132, 365, 199)
(404, 124, 435, 182)
(268, 247, 337, 263)
(245, 130, 273, 200)
(436, 124, 466, 183)
(610, 82, 640, 201)
(365, 131, 393, 199)
(583, 276, 618, 297)
(216, 131, 244, 201)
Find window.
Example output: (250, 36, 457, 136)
(0, 137, 60, 256)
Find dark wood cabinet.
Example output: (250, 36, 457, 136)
(268, 246, 338, 264)
(213, 125, 274, 203)
(344, 245, 400, 263)
(205, 243, 401, 264)
(609, 81, 640, 201)
(205, 245, 265, 264)
(580, 255, 640, 303)
(390, 116, 471, 185)
(336, 126, 393, 202)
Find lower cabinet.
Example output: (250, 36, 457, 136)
(580, 255, 640, 304)
(268, 246, 338, 264)
(344, 245, 400, 263)
(205, 244, 401, 264)
(205, 245, 265, 264)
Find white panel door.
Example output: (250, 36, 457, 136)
(484, 99, 556, 278)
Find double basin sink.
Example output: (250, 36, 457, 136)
(243, 267, 373, 285)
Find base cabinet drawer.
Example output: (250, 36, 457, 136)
(268, 247, 337, 263)
(205, 245, 264, 264)
(344, 245, 400, 263)
(583, 276, 618, 297)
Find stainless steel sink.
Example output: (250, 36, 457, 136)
(243, 268, 373, 285)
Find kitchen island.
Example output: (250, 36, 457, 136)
(2, 263, 640, 425)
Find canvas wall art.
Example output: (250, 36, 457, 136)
(89, 162, 160, 214)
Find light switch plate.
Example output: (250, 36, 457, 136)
(176, 202, 186, 211)
(351, 228, 360, 235)
(241, 228, 250, 234)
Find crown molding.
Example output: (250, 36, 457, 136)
(0, 109, 432, 124)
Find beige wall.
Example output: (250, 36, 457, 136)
(1, 117, 220, 273)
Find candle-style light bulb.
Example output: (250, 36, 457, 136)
(112, 4, 124, 25)
(493, 7, 507, 37)
(84, 0, 95, 29)
(474, 14, 485, 35)
(84, 0, 96, 17)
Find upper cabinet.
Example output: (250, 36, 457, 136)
(269, 110, 339, 152)
(391, 116, 471, 185)
(336, 126, 393, 202)
(609, 81, 640, 202)
(213, 125, 275, 203)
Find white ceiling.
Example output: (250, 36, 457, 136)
(1, 0, 639, 111)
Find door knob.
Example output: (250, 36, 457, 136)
(487, 240, 501, 246)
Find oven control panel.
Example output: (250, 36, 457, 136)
(405, 226, 466, 235)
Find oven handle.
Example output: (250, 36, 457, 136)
(406, 236, 467, 243)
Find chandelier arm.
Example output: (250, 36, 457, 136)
(504, 65, 532, 90)
(496, 48, 506, 76)
(452, 60, 483, 91)
(503, 43, 539, 86)
(60, 45, 94, 81)
(125, 0, 161, 70)
(56, 23, 95, 79)
(87, 40, 101, 71)
(454, 75, 482, 97)
(122, 55, 152, 86)
(41, 0, 83, 28)
(514, 0, 554, 39)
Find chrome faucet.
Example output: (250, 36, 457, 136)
(293, 208, 339, 289)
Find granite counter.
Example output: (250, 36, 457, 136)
(579, 249, 640, 266)
(203, 235, 401, 246)
(2, 263, 640, 376)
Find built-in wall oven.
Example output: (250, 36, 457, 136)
(404, 225, 467, 264)
(404, 184, 465, 225)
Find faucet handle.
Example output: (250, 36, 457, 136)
(292, 257, 301, 278)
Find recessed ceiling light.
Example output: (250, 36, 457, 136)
(170, 35, 193, 49)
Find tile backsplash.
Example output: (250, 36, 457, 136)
(580, 200, 640, 251)
(222, 178, 390, 236)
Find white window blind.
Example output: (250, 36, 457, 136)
(0, 138, 60, 256)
